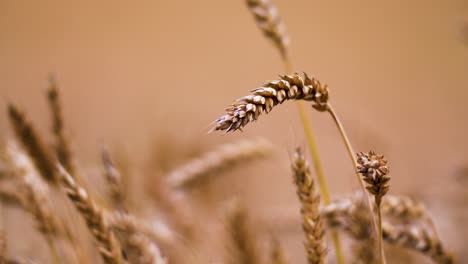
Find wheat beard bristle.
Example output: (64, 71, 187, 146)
(213, 73, 328, 132)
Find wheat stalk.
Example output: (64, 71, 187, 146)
(57, 165, 122, 264)
(166, 138, 272, 189)
(292, 148, 326, 264)
(213, 73, 328, 132)
(245, 0, 289, 61)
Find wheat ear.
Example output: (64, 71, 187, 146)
(47, 78, 74, 174)
(213, 73, 328, 132)
(245, 0, 289, 61)
(57, 165, 122, 264)
(356, 151, 391, 264)
(167, 138, 272, 189)
(7, 104, 57, 185)
(292, 148, 326, 264)
(322, 198, 454, 264)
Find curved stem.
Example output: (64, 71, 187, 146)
(284, 58, 345, 264)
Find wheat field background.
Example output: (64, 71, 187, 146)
(1, 0, 468, 263)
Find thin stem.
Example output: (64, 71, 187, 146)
(326, 103, 380, 247)
(376, 205, 386, 264)
(284, 58, 345, 264)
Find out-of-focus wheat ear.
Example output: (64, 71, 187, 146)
(382, 223, 454, 264)
(270, 235, 289, 264)
(101, 147, 125, 211)
(57, 165, 122, 264)
(322, 198, 454, 264)
(245, 0, 290, 61)
(292, 148, 326, 264)
(166, 138, 272, 189)
(7, 104, 57, 185)
(47, 77, 74, 174)
(5, 142, 62, 263)
(225, 201, 260, 264)
(123, 234, 167, 264)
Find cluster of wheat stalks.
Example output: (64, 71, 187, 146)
(0, 1, 456, 264)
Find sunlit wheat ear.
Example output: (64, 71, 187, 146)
(57, 165, 122, 264)
(213, 73, 328, 132)
(292, 148, 326, 264)
(47, 77, 74, 174)
(245, 0, 290, 60)
(382, 223, 454, 264)
(166, 138, 272, 189)
(7, 104, 57, 185)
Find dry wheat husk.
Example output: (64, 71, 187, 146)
(166, 138, 272, 189)
(101, 147, 126, 211)
(292, 148, 326, 264)
(245, 0, 290, 60)
(213, 73, 328, 132)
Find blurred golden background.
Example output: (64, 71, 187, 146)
(1, 0, 468, 263)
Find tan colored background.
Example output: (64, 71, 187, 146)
(1, 0, 468, 263)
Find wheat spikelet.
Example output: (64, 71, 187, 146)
(292, 148, 326, 264)
(123, 234, 167, 264)
(213, 73, 328, 132)
(57, 165, 122, 264)
(245, 0, 289, 60)
(167, 138, 272, 189)
(7, 104, 57, 185)
(225, 202, 259, 264)
(47, 78, 74, 174)
(382, 223, 454, 264)
(101, 147, 125, 211)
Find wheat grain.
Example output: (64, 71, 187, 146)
(292, 148, 326, 264)
(57, 165, 122, 264)
(167, 138, 272, 189)
(213, 73, 328, 132)
(245, 0, 289, 60)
